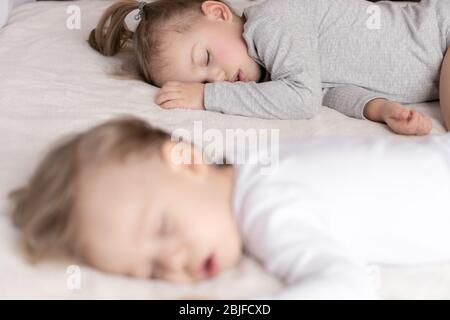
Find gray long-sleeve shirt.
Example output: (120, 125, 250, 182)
(204, 0, 450, 120)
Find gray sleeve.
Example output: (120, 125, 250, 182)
(322, 86, 388, 120)
(204, 15, 322, 120)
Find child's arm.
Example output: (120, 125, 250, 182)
(364, 98, 432, 135)
(322, 86, 388, 119)
(439, 47, 450, 131)
(323, 86, 432, 135)
(240, 189, 378, 300)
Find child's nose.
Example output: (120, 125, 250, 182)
(160, 242, 187, 272)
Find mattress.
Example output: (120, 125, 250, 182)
(1, 0, 449, 299)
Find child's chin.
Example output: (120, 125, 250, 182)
(162, 274, 198, 284)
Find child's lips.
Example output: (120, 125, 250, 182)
(200, 253, 220, 279)
(238, 70, 246, 82)
(231, 70, 239, 82)
(231, 69, 246, 82)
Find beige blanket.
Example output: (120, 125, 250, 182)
(1, 0, 449, 299)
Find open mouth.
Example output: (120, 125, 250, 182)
(202, 253, 219, 278)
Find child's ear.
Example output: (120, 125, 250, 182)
(201, 1, 233, 22)
(159, 140, 208, 176)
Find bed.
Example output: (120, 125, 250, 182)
(1, 0, 449, 299)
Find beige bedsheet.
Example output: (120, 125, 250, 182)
(1, 0, 449, 299)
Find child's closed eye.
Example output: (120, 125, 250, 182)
(205, 50, 210, 66)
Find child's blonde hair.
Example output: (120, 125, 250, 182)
(88, 0, 238, 87)
(9, 117, 169, 263)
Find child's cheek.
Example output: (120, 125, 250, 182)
(216, 42, 244, 65)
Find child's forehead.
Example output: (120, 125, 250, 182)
(165, 19, 218, 43)
(75, 163, 154, 233)
(76, 159, 150, 202)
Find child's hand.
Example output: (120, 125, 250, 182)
(380, 101, 432, 136)
(155, 81, 205, 110)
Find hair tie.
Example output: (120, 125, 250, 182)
(135, 0, 146, 21)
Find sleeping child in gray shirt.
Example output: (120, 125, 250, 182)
(89, 0, 450, 136)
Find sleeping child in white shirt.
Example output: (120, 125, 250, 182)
(9, 117, 450, 299)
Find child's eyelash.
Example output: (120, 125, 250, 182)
(206, 50, 210, 66)
(151, 261, 162, 279)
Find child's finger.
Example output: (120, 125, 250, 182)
(160, 99, 184, 109)
(160, 81, 183, 92)
(155, 92, 183, 105)
(415, 117, 426, 135)
(404, 110, 423, 134)
(161, 83, 183, 93)
(412, 111, 432, 132)
(390, 111, 416, 135)
(417, 115, 432, 135)
(162, 81, 181, 87)
(159, 86, 181, 94)
(390, 105, 410, 120)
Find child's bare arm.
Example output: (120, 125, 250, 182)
(363, 98, 432, 135)
(439, 47, 450, 131)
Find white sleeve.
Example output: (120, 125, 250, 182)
(239, 187, 378, 300)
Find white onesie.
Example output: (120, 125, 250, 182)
(232, 133, 450, 299)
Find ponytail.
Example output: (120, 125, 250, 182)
(88, 0, 138, 56)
